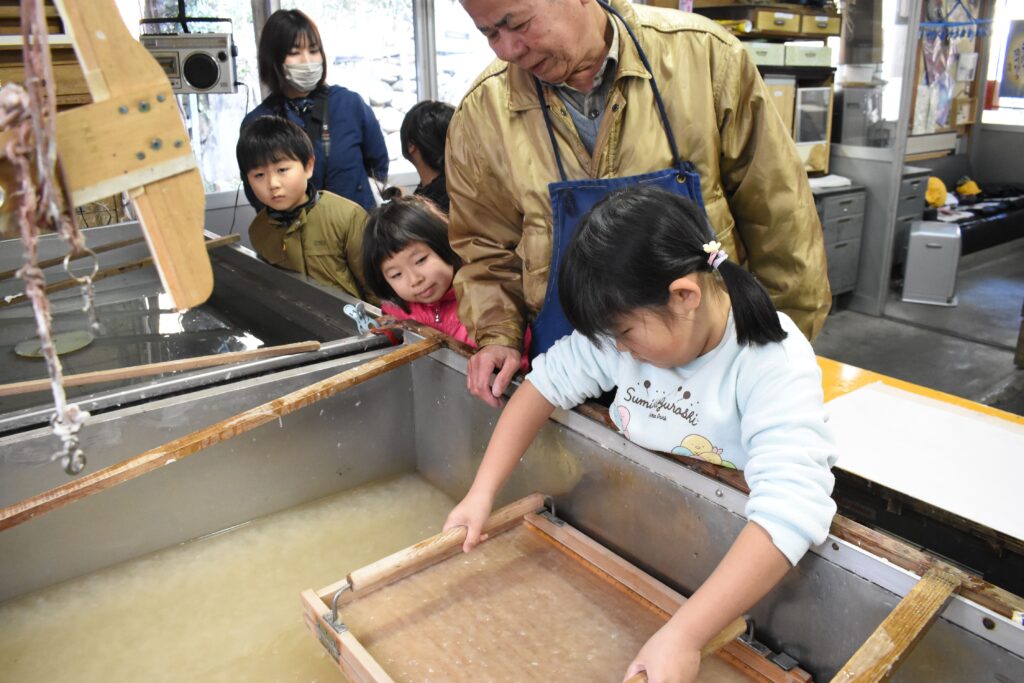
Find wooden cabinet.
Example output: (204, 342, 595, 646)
(693, 2, 841, 40)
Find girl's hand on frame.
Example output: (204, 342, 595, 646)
(442, 490, 494, 553)
(623, 620, 701, 683)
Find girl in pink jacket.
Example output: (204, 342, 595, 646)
(362, 195, 530, 367)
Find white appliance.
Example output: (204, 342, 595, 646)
(901, 221, 961, 306)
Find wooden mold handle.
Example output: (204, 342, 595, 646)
(346, 492, 546, 595)
(831, 567, 960, 682)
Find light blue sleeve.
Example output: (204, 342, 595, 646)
(525, 332, 621, 409)
(738, 333, 838, 566)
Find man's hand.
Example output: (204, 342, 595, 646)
(466, 345, 522, 408)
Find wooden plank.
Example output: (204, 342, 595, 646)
(829, 515, 1024, 621)
(53, 0, 211, 311)
(0, 233, 236, 309)
(0, 337, 442, 532)
(525, 512, 746, 659)
(55, 87, 195, 205)
(831, 568, 960, 682)
(338, 493, 546, 597)
(0, 340, 321, 397)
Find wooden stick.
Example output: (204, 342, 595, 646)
(0, 235, 146, 281)
(0, 337, 441, 532)
(831, 567, 961, 682)
(0, 340, 321, 397)
(0, 234, 238, 309)
(342, 493, 546, 596)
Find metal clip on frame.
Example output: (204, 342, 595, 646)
(343, 303, 379, 336)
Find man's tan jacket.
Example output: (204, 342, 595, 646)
(446, 0, 830, 348)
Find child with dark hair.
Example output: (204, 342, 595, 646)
(399, 100, 455, 213)
(444, 185, 836, 682)
(238, 115, 369, 300)
(362, 195, 529, 364)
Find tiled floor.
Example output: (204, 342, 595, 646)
(812, 237, 1023, 416)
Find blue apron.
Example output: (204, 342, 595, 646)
(529, 0, 708, 357)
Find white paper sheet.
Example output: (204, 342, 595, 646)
(826, 382, 1024, 541)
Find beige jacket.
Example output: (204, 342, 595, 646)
(249, 191, 369, 300)
(446, 0, 830, 348)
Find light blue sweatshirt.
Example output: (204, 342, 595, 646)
(527, 312, 838, 566)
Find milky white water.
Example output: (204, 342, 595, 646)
(0, 474, 455, 682)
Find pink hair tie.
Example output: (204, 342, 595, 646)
(702, 240, 728, 270)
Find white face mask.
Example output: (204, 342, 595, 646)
(283, 62, 323, 93)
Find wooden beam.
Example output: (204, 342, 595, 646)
(0, 337, 442, 532)
(831, 568, 961, 682)
(0, 340, 321, 397)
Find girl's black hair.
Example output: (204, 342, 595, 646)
(362, 196, 462, 312)
(257, 9, 328, 96)
(400, 100, 455, 172)
(559, 185, 787, 347)
(236, 116, 313, 175)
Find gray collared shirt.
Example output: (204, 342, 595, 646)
(549, 16, 620, 155)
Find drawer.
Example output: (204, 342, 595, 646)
(754, 10, 800, 33)
(897, 195, 924, 220)
(826, 238, 861, 294)
(822, 213, 864, 245)
(800, 14, 841, 36)
(744, 42, 786, 66)
(900, 175, 927, 199)
(785, 44, 833, 67)
(822, 192, 866, 219)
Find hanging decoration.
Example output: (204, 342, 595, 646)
(919, 0, 992, 41)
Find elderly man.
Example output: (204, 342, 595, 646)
(447, 0, 830, 407)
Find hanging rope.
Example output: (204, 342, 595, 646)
(0, 0, 93, 475)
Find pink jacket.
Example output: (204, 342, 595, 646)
(381, 287, 530, 371)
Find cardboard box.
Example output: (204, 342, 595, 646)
(764, 76, 796, 134)
(744, 41, 785, 66)
(785, 44, 833, 67)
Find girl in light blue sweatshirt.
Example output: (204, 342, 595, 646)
(445, 184, 837, 683)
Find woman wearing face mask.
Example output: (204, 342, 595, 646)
(241, 9, 389, 211)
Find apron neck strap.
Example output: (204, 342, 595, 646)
(533, 0, 687, 183)
(533, 77, 571, 183)
(598, 0, 684, 170)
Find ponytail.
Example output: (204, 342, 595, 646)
(715, 260, 786, 346)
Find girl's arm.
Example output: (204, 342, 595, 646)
(623, 521, 790, 683)
(443, 380, 555, 552)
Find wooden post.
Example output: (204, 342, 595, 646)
(831, 567, 961, 682)
(0, 337, 441, 532)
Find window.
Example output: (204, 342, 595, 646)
(113, 0, 500, 192)
(434, 0, 495, 104)
(280, 0, 417, 169)
(983, 0, 1024, 124)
